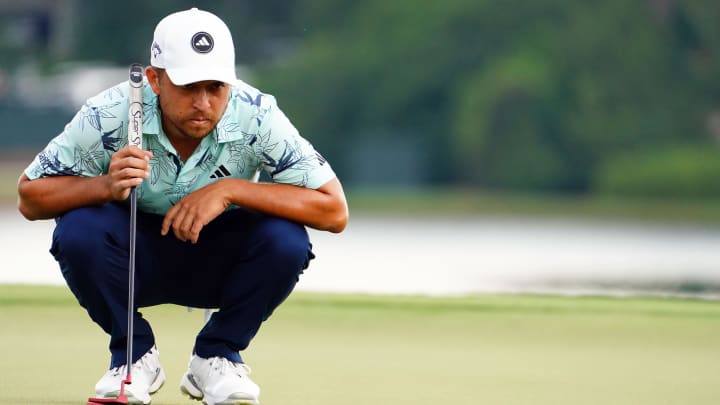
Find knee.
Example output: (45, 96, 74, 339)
(52, 205, 127, 259)
(255, 218, 312, 271)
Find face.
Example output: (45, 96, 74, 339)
(146, 67, 230, 142)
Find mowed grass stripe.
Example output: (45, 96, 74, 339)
(1, 285, 719, 405)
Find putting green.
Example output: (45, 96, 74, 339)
(1, 285, 719, 404)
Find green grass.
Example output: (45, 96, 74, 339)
(1, 285, 720, 404)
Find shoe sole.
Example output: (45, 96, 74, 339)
(149, 368, 166, 395)
(180, 372, 259, 405)
(179, 372, 203, 400)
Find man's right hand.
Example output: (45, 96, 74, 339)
(106, 146, 153, 200)
(17, 146, 154, 220)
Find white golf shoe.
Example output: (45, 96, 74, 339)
(94, 345, 166, 405)
(180, 355, 260, 405)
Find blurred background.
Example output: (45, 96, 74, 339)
(2, 0, 720, 297)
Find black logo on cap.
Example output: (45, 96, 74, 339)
(191, 32, 214, 53)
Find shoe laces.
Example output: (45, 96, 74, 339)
(207, 357, 252, 377)
(110, 349, 155, 377)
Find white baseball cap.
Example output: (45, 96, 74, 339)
(150, 8, 237, 85)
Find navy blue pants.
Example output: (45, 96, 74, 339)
(50, 203, 313, 368)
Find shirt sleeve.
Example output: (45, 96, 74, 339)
(24, 90, 125, 180)
(256, 99, 336, 189)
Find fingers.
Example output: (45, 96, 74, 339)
(108, 147, 153, 200)
(112, 150, 152, 176)
(161, 185, 228, 243)
(161, 203, 205, 244)
(160, 181, 230, 244)
(114, 146, 152, 166)
(113, 177, 142, 201)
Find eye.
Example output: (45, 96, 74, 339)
(210, 82, 225, 91)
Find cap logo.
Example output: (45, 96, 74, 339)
(191, 32, 214, 53)
(151, 41, 162, 59)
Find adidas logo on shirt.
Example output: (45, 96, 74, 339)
(210, 165, 231, 179)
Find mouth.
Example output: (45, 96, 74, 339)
(188, 117, 211, 126)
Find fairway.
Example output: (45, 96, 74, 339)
(1, 285, 719, 404)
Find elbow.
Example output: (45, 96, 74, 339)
(326, 219, 347, 234)
(17, 175, 42, 221)
(312, 178, 349, 233)
(17, 201, 36, 221)
(17, 182, 32, 220)
(17, 195, 41, 221)
(326, 205, 349, 234)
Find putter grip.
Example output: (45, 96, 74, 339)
(128, 64, 143, 148)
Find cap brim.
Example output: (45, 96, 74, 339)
(165, 66, 237, 86)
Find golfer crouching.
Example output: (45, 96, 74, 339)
(17, 7, 348, 405)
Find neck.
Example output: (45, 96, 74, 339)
(170, 137, 201, 162)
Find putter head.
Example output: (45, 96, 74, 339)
(86, 395, 129, 404)
(87, 376, 131, 404)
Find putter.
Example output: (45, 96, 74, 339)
(87, 63, 144, 405)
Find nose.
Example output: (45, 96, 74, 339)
(192, 89, 211, 110)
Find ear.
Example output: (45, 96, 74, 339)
(145, 66, 161, 95)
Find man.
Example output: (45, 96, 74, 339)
(17, 7, 347, 405)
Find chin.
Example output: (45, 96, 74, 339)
(185, 126, 214, 138)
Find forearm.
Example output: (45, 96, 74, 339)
(17, 174, 113, 220)
(222, 178, 348, 232)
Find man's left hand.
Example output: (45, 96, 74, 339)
(161, 181, 231, 243)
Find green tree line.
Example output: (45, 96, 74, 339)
(256, 0, 720, 197)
